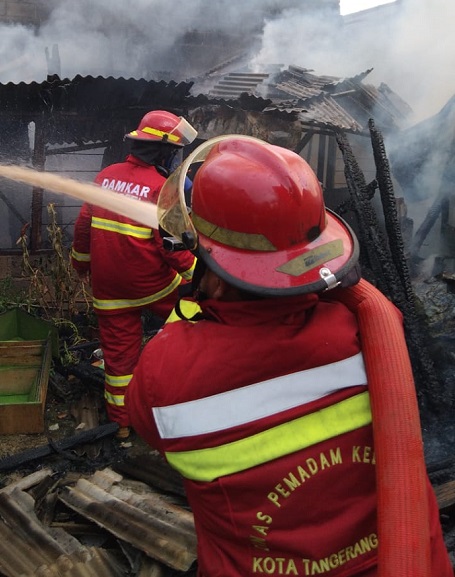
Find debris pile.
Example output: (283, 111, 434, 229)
(0, 452, 198, 577)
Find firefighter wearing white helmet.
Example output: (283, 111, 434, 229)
(126, 136, 452, 577)
(71, 110, 198, 440)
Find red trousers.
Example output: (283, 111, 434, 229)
(96, 291, 179, 427)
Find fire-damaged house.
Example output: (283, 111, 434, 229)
(0, 62, 455, 577)
(0, 62, 451, 385)
(1, 1, 455, 575)
(0, 64, 411, 251)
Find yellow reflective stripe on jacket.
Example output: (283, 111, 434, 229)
(93, 273, 182, 311)
(180, 257, 197, 281)
(105, 373, 133, 387)
(105, 390, 125, 406)
(164, 391, 371, 482)
(71, 246, 91, 262)
(92, 216, 152, 239)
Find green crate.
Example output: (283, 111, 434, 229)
(0, 309, 58, 434)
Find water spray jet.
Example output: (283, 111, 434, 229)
(0, 164, 159, 230)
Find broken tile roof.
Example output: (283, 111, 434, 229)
(0, 63, 412, 151)
(202, 64, 412, 132)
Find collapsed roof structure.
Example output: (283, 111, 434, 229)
(0, 64, 411, 252)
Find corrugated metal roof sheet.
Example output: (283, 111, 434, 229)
(0, 75, 195, 146)
(0, 62, 410, 151)
(0, 484, 127, 577)
(59, 472, 196, 572)
(208, 72, 270, 99)
(0, 75, 193, 114)
(329, 73, 413, 131)
(0, 465, 197, 577)
(273, 65, 339, 99)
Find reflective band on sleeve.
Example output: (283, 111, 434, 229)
(92, 216, 152, 239)
(71, 247, 91, 262)
(154, 353, 366, 439)
(105, 373, 133, 387)
(180, 258, 197, 281)
(165, 391, 371, 481)
(105, 390, 126, 407)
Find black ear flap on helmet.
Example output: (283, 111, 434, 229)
(338, 262, 362, 289)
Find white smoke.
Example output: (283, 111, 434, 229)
(0, 0, 301, 81)
(253, 0, 455, 123)
(0, 0, 452, 121)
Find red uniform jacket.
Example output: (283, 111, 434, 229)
(71, 155, 195, 314)
(126, 294, 452, 577)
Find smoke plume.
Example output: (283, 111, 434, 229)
(0, 0, 452, 123)
(253, 0, 454, 123)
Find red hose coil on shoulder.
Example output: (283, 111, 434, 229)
(333, 279, 431, 577)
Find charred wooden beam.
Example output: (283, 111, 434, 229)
(434, 480, 455, 514)
(0, 422, 119, 472)
(335, 130, 397, 293)
(368, 119, 442, 408)
(66, 360, 105, 389)
(336, 127, 441, 410)
(368, 119, 415, 304)
(114, 451, 187, 500)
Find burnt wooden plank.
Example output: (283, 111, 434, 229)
(434, 480, 455, 513)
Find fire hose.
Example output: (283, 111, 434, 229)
(334, 278, 431, 577)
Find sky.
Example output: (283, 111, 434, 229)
(340, 0, 396, 15)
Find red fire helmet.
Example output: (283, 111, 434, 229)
(125, 110, 197, 147)
(158, 135, 359, 295)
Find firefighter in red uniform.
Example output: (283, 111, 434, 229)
(71, 110, 197, 439)
(125, 136, 453, 576)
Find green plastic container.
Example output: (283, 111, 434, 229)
(0, 309, 59, 434)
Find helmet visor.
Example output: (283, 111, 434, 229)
(158, 134, 262, 250)
(171, 117, 198, 146)
(126, 116, 198, 145)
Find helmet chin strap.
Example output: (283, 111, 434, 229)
(176, 256, 209, 301)
(191, 257, 208, 299)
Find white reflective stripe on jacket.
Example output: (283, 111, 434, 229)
(154, 352, 367, 439)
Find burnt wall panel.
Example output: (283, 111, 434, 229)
(1, 0, 54, 25)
